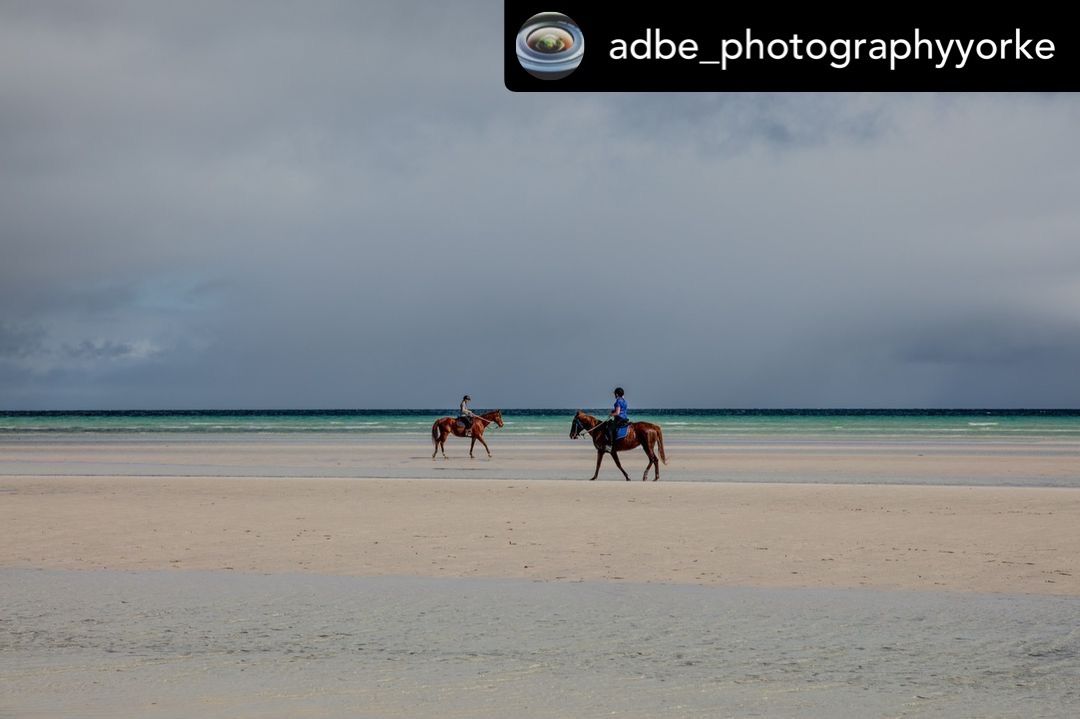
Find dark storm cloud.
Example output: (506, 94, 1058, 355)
(2, 2, 1080, 409)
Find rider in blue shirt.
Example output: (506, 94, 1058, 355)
(607, 387, 629, 451)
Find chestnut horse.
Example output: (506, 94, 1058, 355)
(569, 410, 667, 481)
(431, 410, 504, 459)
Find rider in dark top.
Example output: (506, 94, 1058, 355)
(607, 387, 629, 451)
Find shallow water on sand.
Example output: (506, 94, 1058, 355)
(4, 432, 1080, 487)
(2, 570, 1078, 718)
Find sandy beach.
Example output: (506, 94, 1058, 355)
(2, 473, 1079, 596)
(6, 569, 1079, 719)
(3, 436, 1080, 717)
(3, 435, 1080, 594)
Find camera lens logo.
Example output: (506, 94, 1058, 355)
(516, 12, 584, 80)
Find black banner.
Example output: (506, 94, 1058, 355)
(505, 2, 1079, 91)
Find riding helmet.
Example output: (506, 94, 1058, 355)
(613, 387, 624, 397)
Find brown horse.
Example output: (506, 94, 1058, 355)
(569, 410, 667, 481)
(431, 410, 504, 459)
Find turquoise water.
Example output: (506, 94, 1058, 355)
(3, 409, 1080, 439)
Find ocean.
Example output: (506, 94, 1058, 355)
(4, 408, 1080, 440)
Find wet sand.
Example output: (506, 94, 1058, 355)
(3, 433, 1080, 486)
(4, 570, 1079, 719)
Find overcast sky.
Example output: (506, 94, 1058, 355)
(2, 2, 1080, 409)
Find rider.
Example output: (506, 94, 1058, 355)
(458, 395, 478, 434)
(607, 387, 629, 451)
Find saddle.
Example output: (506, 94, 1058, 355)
(603, 422, 630, 446)
(602, 423, 630, 454)
(455, 418, 473, 436)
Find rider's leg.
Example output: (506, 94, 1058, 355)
(610, 417, 627, 452)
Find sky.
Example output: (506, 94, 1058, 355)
(2, 1, 1080, 410)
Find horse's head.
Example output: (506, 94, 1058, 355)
(492, 410, 504, 428)
(570, 410, 595, 439)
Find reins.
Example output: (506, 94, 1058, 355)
(572, 417, 607, 437)
(467, 413, 501, 427)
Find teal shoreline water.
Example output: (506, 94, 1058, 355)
(4, 409, 1080, 440)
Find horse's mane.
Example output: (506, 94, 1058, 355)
(575, 410, 601, 427)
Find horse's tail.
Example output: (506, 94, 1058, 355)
(431, 420, 440, 445)
(656, 426, 667, 465)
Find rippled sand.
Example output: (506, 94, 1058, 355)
(3, 570, 1078, 718)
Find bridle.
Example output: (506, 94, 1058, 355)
(473, 413, 503, 428)
(571, 416, 604, 439)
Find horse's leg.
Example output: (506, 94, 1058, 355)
(469, 435, 476, 459)
(651, 435, 661, 481)
(441, 427, 449, 459)
(611, 450, 630, 481)
(476, 434, 492, 458)
(433, 425, 445, 459)
(640, 441, 654, 481)
(590, 450, 604, 480)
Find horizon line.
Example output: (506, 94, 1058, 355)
(5, 407, 1080, 414)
